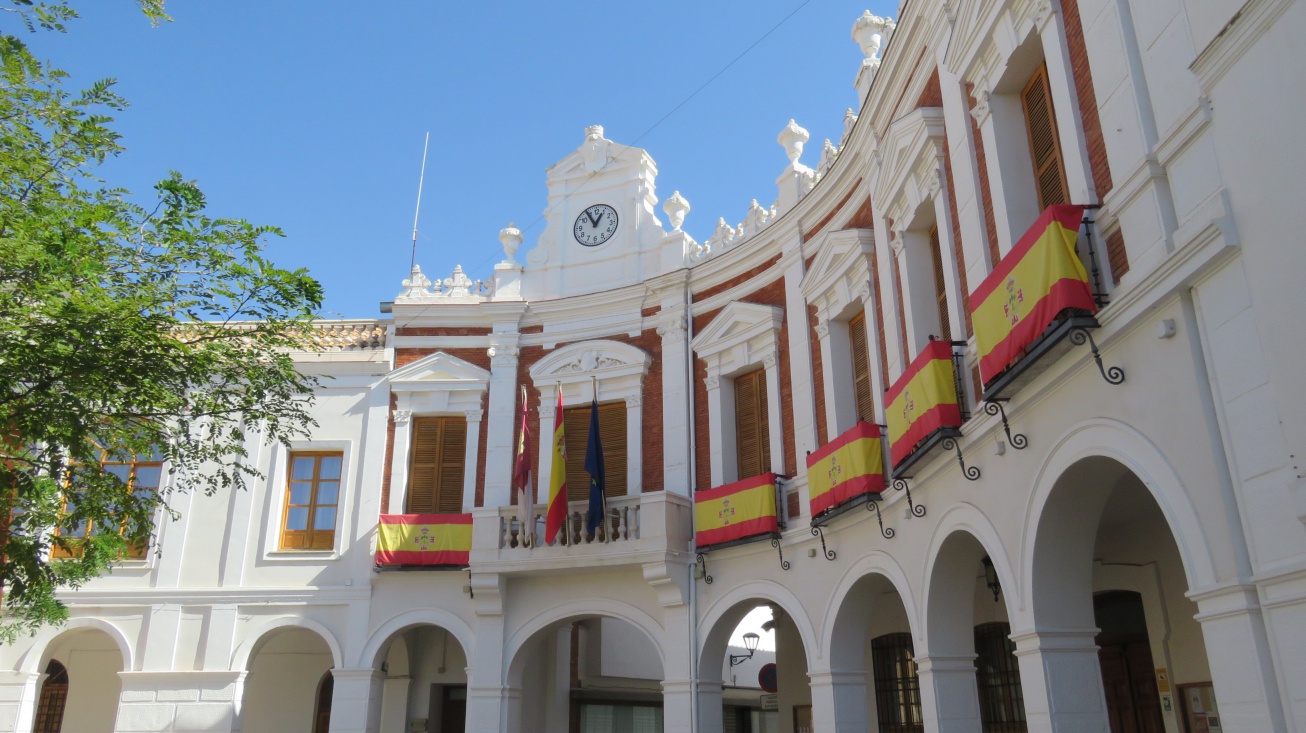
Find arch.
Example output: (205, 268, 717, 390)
(230, 616, 343, 672)
(504, 597, 666, 686)
(529, 339, 651, 382)
(697, 579, 819, 679)
(1020, 418, 1218, 617)
(17, 616, 136, 674)
(819, 550, 920, 672)
(920, 504, 1021, 657)
(357, 607, 476, 670)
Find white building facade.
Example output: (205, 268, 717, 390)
(3, 1, 1306, 732)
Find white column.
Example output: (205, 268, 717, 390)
(858, 286, 888, 419)
(327, 669, 383, 733)
(782, 248, 819, 479)
(762, 354, 786, 479)
(814, 320, 843, 438)
(1010, 629, 1109, 733)
(378, 675, 411, 733)
(463, 409, 483, 512)
(543, 627, 571, 733)
(387, 410, 414, 514)
(658, 310, 693, 495)
(808, 670, 869, 733)
(536, 390, 557, 508)
(704, 373, 727, 487)
(931, 165, 969, 340)
(483, 339, 521, 509)
(873, 216, 907, 379)
(1037, 3, 1096, 206)
(916, 655, 983, 733)
(936, 60, 995, 289)
(659, 604, 695, 733)
(696, 680, 725, 733)
(1192, 585, 1289, 733)
(467, 574, 508, 733)
(625, 394, 642, 494)
(0, 671, 40, 733)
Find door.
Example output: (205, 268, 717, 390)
(1095, 592, 1165, 733)
(440, 684, 467, 733)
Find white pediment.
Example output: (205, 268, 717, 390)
(801, 228, 876, 300)
(388, 351, 490, 392)
(691, 301, 783, 359)
(530, 340, 650, 381)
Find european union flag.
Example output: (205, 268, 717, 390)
(584, 399, 606, 537)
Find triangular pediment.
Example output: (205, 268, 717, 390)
(388, 351, 490, 391)
(691, 301, 783, 357)
(801, 228, 876, 299)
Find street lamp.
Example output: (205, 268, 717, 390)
(982, 556, 1001, 602)
(730, 632, 761, 666)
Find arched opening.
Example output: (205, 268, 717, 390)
(34, 628, 124, 733)
(924, 530, 1027, 733)
(242, 626, 335, 733)
(1031, 456, 1209, 732)
(507, 614, 665, 733)
(700, 599, 810, 733)
(313, 671, 334, 733)
(827, 572, 920, 733)
(372, 623, 470, 733)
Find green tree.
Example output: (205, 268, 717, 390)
(0, 1, 324, 641)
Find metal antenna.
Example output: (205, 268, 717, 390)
(409, 132, 431, 273)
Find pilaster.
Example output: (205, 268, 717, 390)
(807, 670, 870, 733)
(1009, 628, 1109, 733)
(484, 337, 522, 508)
(916, 654, 982, 733)
(327, 669, 383, 733)
(658, 309, 693, 495)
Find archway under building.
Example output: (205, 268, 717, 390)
(240, 626, 336, 733)
(370, 622, 470, 733)
(30, 626, 125, 733)
(700, 596, 813, 733)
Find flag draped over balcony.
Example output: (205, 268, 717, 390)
(584, 399, 607, 538)
(513, 385, 534, 547)
(694, 473, 779, 548)
(886, 340, 962, 467)
(376, 513, 472, 566)
(806, 421, 885, 517)
(972, 204, 1096, 384)
(544, 390, 568, 544)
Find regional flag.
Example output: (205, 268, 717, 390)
(513, 385, 534, 547)
(694, 473, 779, 548)
(584, 399, 607, 538)
(971, 204, 1096, 385)
(806, 421, 885, 517)
(544, 390, 568, 544)
(886, 340, 962, 467)
(376, 513, 472, 566)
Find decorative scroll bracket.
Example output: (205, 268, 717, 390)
(1069, 326, 1126, 386)
(696, 552, 713, 585)
(941, 436, 981, 480)
(467, 569, 475, 599)
(866, 494, 895, 538)
(810, 525, 836, 560)
(771, 536, 791, 571)
(983, 400, 1028, 449)
(892, 477, 927, 517)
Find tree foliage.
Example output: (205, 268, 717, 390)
(0, 1, 323, 641)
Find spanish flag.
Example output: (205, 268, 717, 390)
(806, 422, 885, 517)
(886, 340, 962, 467)
(376, 513, 472, 566)
(544, 390, 568, 544)
(695, 473, 779, 548)
(972, 204, 1096, 385)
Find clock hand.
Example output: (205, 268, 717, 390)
(587, 210, 601, 227)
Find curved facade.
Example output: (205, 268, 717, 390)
(4, 1, 1306, 732)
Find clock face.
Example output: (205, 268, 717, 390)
(573, 204, 618, 247)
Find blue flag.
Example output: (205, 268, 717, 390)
(584, 399, 606, 537)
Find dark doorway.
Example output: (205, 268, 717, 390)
(440, 684, 467, 733)
(313, 671, 333, 733)
(1095, 591, 1165, 733)
(33, 660, 69, 733)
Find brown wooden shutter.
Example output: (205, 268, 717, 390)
(734, 369, 771, 480)
(1023, 63, 1068, 210)
(564, 402, 628, 501)
(849, 313, 875, 424)
(929, 225, 951, 340)
(407, 417, 465, 514)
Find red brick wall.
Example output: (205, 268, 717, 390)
(845, 197, 874, 230)
(395, 327, 492, 337)
(808, 303, 828, 447)
(381, 392, 397, 512)
(943, 125, 974, 336)
(966, 82, 1002, 269)
(693, 255, 781, 302)
(917, 68, 943, 109)
(802, 182, 861, 243)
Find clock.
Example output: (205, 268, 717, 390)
(573, 204, 618, 247)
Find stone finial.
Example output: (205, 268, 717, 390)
(777, 119, 810, 164)
(817, 139, 839, 176)
(499, 221, 523, 263)
(398, 263, 433, 299)
(706, 217, 737, 251)
(585, 125, 605, 141)
(852, 11, 895, 59)
(443, 265, 475, 298)
(842, 108, 858, 142)
(742, 199, 769, 238)
(664, 191, 690, 231)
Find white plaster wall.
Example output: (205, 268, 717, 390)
(241, 629, 333, 733)
(45, 632, 122, 733)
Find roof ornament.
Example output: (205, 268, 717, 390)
(777, 119, 810, 164)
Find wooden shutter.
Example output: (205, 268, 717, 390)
(929, 225, 951, 341)
(849, 313, 875, 424)
(407, 417, 466, 514)
(564, 402, 628, 502)
(1022, 63, 1068, 210)
(734, 369, 771, 480)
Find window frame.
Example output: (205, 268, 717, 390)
(279, 450, 344, 551)
(50, 449, 163, 561)
(1021, 62, 1069, 211)
(406, 415, 469, 514)
(732, 367, 772, 482)
(562, 401, 629, 502)
(871, 632, 924, 733)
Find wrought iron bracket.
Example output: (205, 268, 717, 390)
(892, 477, 927, 517)
(982, 400, 1027, 449)
(941, 436, 981, 480)
(771, 536, 791, 571)
(1068, 327, 1125, 385)
(810, 525, 836, 560)
(696, 552, 713, 585)
(467, 569, 474, 599)
(866, 495, 895, 538)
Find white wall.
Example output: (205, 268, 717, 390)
(242, 629, 333, 733)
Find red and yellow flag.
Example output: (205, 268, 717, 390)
(972, 204, 1096, 385)
(376, 513, 472, 566)
(886, 340, 962, 467)
(806, 421, 885, 517)
(695, 473, 779, 548)
(544, 390, 568, 543)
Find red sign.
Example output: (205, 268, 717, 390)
(758, 662, 778, 693)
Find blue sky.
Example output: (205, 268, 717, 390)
(22, 1, 895, 318)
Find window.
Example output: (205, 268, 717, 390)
(407, 417, 466, 514)
(849, 312, 875, 424)
(928, 225, 951, 340)
(563, 401, 628, 501)
(33, 660, 68, 733)
(51, 449, 163, 560)
(872, 633, 924, 733)
(1022, 63, 1068, 210)
(280, 452, 341, 550)
(974, 622, 1027, 733)
(734, 369, 771, 480)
